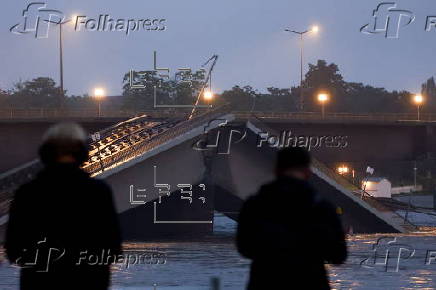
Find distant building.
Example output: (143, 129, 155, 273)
(362, 177, 392, 198)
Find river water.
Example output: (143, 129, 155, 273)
(1, 213, 436, 289)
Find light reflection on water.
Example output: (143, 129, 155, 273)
(329, 233, 436, 290)
(111, 234, 436, 289)
(2, 215, 436, 289)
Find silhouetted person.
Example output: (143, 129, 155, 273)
(237, 147, 347, 290)
(5, 123, 122, 290)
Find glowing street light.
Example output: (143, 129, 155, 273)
(71, 14, 78, 23)
(285, 24, 320, 111)
(337, 166, 349, 175)
(94, 88, 105, 117)
(317, 93, 329, 118)
(413, 94, 424, 121)
(95, 88, 105, 97)
(203, 90, 214, 111)
(318, 93, 328, 102)
(204, 90, 214, 101)
(414, 94, 423, 104)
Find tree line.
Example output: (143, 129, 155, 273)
(1, 59, 435, 114)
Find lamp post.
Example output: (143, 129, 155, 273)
(94, 88, 105, 117)
(203, 90, 214, 110)
(413, 94, 423, 121)
(317, 92, 329, 118)
(57, 15, 77, 110)
(285, 25, 319, 112)
(59, 22, 64, 100)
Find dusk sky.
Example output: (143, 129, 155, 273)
(1, 0, 436, 96)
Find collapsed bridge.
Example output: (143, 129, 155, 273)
(0, 107, 419, 241)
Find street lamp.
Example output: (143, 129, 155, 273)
(71, 15, 78, 25)
(413, 94, 423, 121)
(94, 88, 105, 117)
(337, 165, 349, 175)
(203, 90, 214, 109)
(57, 15, 76, 108)
(204, 90, 213, 101)
(317, 92, 329, 118)
(285, 25, 319, 112)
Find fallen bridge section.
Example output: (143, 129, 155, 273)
(0, 108, 417, 242)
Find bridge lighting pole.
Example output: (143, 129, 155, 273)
(285, 25, 319, 112)
(413, 94, 423, 121)
(94, 88, 105, 117)
(317, 92, 329, 119)
(59, 22, 64, 101)
(203, 90, 214, 111)
(57, 16, 76, 109)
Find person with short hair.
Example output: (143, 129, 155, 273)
(236, 147, 347, 290)
(5, 123, 122, 290)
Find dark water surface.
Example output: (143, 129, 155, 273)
(1, 214, 436, 289)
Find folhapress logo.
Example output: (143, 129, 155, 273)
(74, 15, 166, 35)
(11, 2, 167, 38)
(192, 119, 247, 155)
(360, 2, 415, 38)
(10, 2, 66, 39)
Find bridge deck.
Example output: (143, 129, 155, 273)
(0, 106, 426, 240)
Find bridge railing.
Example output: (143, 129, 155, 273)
(0, 109, 136, 119)
(83, 105, 232, 175)
(0, 105, 232, 215)
(3, 108, 436, 122)
(0, 105, 231, 197)
(234, 111, 436, 122)
(311, 159, 359, 192)
(0, 109, 204, 119)
(311, 155, 417, 230)
(247, 115, 417, 230)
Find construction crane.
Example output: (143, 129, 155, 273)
(188, 54, 219, 120)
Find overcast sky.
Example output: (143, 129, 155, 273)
(1, 0, 436, 96)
